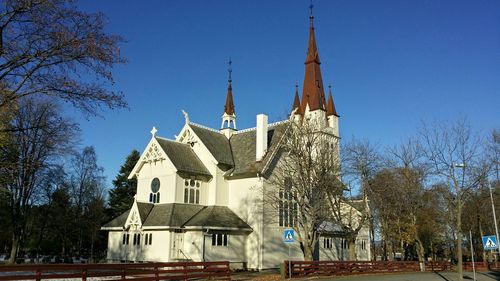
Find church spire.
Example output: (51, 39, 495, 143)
(326, 84, 338, 117)
(300, 3, 326, 114)
(224, 60, 235, 115)
(292, 83, 301, 114)
(221, 59, 236, 138)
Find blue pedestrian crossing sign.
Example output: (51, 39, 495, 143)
(482, 235, 498, 250)
(283, 229, 295, 243)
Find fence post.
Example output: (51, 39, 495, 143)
(184, 263, 188, 281)
(155, 266, 159, 281)
(36, 268, 42, 281)
(82, 267, 87, 281)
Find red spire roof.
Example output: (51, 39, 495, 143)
(300, 15, 326, 114)
(292, 84, 301, 114)
(326, 85, 338, 117)
(224, 81, 235, 115)
(223, 59, 235, 116)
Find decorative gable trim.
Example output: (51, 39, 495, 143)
(176, 123, 198, 146)
(124, 200, 142, 230)
(176, 123, 219, 165)
(144, 142, 166, 163)
(128, 137, 169, 179)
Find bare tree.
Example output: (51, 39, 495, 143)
(69, 146, 105, 257)
(1, 97, 77, 263)
(389, 139, 428, 269)
(0, 0, 126, 117)
(419, 119, 488, 281)
(341, 138, 381, 260)
(265, 119, 341, 261)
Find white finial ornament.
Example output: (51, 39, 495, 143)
(150, 126, 157, 137)
(181, 110, 190, 124)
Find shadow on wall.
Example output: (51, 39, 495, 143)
(236, 187, 304, 269)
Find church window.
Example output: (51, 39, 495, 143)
(144, 233, 153, 245)
(279, 178, 297, 227)
(341, 239, 349, 249)
(122, 233, 129, 245)
(149, 178, 161, 203)
(132, 233, 142, 246)
(126, 234, 130, 245)
(184, 179, 200, 204)
(361, 240, 366, 250)
(323, 237, 333, 249)
(212, 233, 228, 247)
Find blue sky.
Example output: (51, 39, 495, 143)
(74, 0, 499, 188)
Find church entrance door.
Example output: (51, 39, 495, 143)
(171, 230, 184, 260)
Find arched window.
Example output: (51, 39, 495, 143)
(149, 178, 161, 203)
(184, 179, 200, 204)
(279, 177, 297, 227)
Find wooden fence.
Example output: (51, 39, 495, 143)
(0, 261, 231, 281)
(283, 260, 452, 278)
(460, 262, 490, 271)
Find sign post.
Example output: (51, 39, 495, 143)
(470, 230, 476, 281)
(283, 229, 295, 279)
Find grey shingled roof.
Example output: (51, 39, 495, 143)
(103, 203, 251, 230)
(143, 204, 204, 227)
(229, 122, 290, 177)
(137, 202, 154, 222)
(189, 124, 234, 167)
(155, 137, 212, 177)
(102, 210, 130, 228)
(102, 202, 153, 228)
(184, 206, 252, 229)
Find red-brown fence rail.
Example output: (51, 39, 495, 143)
(283, 261, 452, 278)
(0, 261, 231, 281)
(489, 262, 500, 271)
(461, 262, 489, 271)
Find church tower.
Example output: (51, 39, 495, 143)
(221, 60, 236, 138)
(300, 9, 327, 128)
(291, 5, 339, 136)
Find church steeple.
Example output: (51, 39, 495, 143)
(300, 5, 327, 115)
(326, 85, 338, 117)
(221, 60, 236, 138)
(292, 83, 301, 114)
(326, 84, 340, 137)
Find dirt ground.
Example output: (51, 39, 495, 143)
(232, 270, 500, 281)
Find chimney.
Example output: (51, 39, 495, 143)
(256, 114, 268, 161)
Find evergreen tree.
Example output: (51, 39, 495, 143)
(108, 150, 140, 218)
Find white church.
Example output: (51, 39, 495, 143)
(101, 10, 370, 270)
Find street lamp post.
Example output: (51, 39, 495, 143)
(489, 183, 500, 260)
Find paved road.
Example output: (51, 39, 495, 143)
(310, 271, 500, 281)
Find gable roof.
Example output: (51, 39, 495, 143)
(229, 121, 290, 177)
(184, 206, 251, 229)
(155, 137, 212, 178)
(137, 202, 155, 222)
(143, 203, 205, 227)
(102, 210, 130, 228)
(101, 203, 251, 231)
(188, 124, 234, 167)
